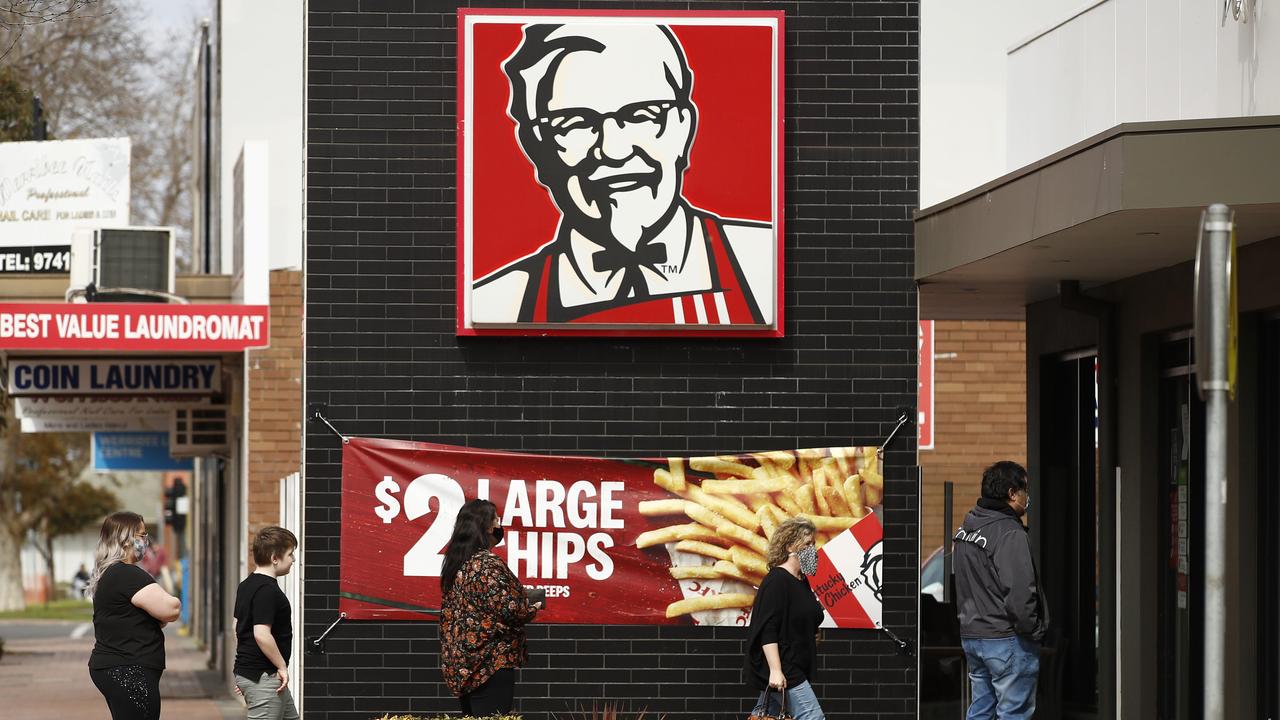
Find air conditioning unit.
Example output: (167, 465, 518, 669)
(170, 405, 231, 457)
(69, 227, 176, 303)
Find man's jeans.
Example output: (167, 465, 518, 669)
(234, 671, 300, 720)
(961, 635, 1039, 720)
(752, 680, 824, 720)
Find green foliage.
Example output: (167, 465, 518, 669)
(47, 480, 118, 537)
(0, 65, 36, 141)
(0, 598, 91, 620)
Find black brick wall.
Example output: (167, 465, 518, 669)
(304, 1, 919, 719)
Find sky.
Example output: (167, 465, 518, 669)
(135, 0, 212, 50)
(133, 0, 212, 56)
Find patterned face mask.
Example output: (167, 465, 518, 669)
(131, 535, 150, 559)
(795, 544, 819, 577)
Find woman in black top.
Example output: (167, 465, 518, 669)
(744, 516, 826, 720)
(88, 511, 181, 720)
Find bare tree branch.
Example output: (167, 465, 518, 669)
(0, 1, 102, 28)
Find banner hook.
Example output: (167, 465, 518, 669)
(308, 402, 349, 444)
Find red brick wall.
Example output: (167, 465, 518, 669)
(919, 320, 1027, 557)
(246, 269, 303, 548)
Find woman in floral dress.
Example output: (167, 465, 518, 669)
(440, 499, 541, 716)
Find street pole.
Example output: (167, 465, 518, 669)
(1198, 203, 1232, 720)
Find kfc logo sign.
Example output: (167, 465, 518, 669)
(458, 11, 784, 336)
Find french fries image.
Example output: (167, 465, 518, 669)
(669, 565, 723, 580)
(665, 593, 756, 618)
(675, 540, 732, 561)
(646, 446, 883, 619)
(639, 498, 687, 516)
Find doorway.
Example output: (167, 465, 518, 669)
(1038, 350, 1100, 718)
(1155, 331, 1204, 720)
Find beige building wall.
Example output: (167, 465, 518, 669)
(245, 269, 303, 552)
(919, 320, 1028, 558)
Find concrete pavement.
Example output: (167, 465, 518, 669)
(0, 620, 243, 719)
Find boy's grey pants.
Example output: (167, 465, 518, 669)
(235, 671, 300, 720)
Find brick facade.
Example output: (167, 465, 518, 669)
(247, 268, 304, 547)
(305, 2, 919, 719)
(918, 320, 1027, 558)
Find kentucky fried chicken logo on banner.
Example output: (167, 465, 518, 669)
(457, 10, 784, 337)
(340, 438, 884, 628)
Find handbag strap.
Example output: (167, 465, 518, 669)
(763, 684, 789, 718)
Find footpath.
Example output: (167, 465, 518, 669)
(0, 621, 242, 719)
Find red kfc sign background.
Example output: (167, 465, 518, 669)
(457, 10, 784, 337)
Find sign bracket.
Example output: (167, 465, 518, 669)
(308, 403, 348, 444)
(305, 612, 347, 655)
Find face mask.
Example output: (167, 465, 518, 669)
(491, 526, 504, 543)
(131, 536, 149, 559)
(795, 545, 819, 577)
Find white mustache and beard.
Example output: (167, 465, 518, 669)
(557, 153, 681, 252)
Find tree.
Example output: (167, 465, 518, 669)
(0, 381, 104, 611)
(35, 479, 118, 603)
(0, 0, 200, 270)
(0, 66, 36, 140)
(0, 1, 101, 61)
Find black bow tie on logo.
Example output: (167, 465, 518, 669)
(591, 242, 668, 300)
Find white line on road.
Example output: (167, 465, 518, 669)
(71, 622, 92, 639)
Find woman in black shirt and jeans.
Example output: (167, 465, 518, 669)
(745, 516, 826, 720)
(88, 511, 181, 720)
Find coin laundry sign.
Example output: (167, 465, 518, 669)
(7, 358, 222, 396)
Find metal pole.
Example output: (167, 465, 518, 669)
(201, 21, 212, 275)
(943, 480, 953, 604)
(1201, 203, 1231, 720)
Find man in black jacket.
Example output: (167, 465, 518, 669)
(953, 461, 1048, 720)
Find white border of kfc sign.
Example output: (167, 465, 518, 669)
(456, 10, 785, 337)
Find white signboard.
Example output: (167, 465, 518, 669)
(7, 358, 221, 396)
(0, 137, 131, 249)
(15, 396, 202, 434)
(22, 414, 170, 433)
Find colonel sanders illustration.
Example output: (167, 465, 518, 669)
(471, 23, 775, 326)
(860, 539, 883, 604)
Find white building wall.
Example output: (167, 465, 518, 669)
(1006, 0, 1280, 170)
(219, 0, 304, 272)
(922, 0, 1280, 207)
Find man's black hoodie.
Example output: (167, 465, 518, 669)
(953, 498, 1049, 642)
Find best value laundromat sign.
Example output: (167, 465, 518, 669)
(7, 358, 222, 397)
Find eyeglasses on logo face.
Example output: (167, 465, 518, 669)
(537, 100, 679, 147)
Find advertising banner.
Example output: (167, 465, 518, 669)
(341, 438, 884, 627)
(457, 10, 784, 337)
(0, 303, 269, 351)
(0, 138, 130, 248)
(92, 432, 193, 471)
(7, 358, 222, 397)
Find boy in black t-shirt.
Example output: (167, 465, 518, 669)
(233, 526, 299, 720)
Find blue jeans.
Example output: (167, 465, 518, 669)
(961, 636, 1039, 720)
(753, 680, 824, 720)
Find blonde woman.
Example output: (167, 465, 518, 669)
(88, 511, 181, 720)
(744, 516, 826, 720)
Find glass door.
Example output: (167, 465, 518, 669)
(1156, 333, 1203, 720)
